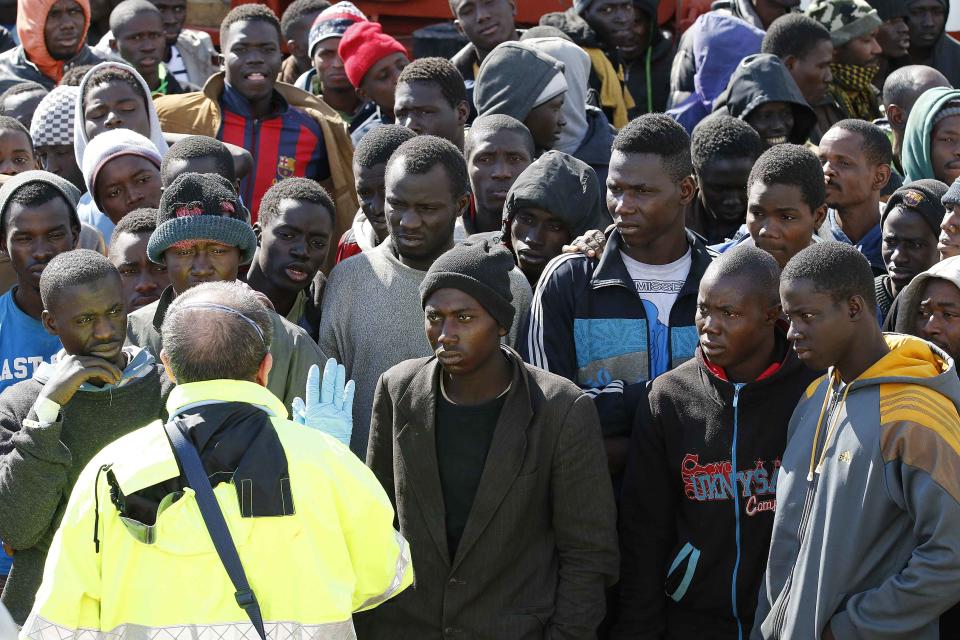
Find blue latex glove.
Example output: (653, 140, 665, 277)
(291, 358, 355, 447)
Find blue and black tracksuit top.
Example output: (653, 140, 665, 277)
(519, 229, 715, 437)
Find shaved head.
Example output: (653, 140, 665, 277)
(883, 65, 951, 113)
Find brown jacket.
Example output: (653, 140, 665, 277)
(153, 73, 359, 274)
(358, 348, 619, 639)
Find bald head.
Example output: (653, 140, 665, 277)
(883, 66, 952, 124)
(161, 281, 273, 384)
(109, 0, 162, 33)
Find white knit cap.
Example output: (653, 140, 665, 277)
(81, 128, 161, 208)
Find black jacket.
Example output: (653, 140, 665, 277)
(624, 0, 673, 116)
(612, 333, 821, 639)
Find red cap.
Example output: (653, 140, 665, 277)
(339, 21, 408, 89)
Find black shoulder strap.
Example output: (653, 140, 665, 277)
(163, 417, 267, 640)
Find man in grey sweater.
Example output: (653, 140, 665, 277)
(319, 135, 531, 457)
(0, 250, 173, 625)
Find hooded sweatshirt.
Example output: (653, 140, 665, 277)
(891, 256, 960, 358)
(667, 13, 765, 134)
(614, 330, 821, 640)
(752, 334, 960, 640)
(475, 42, 566, 123)
(713, 53, 817, 146)
(902, 86, 960, 184)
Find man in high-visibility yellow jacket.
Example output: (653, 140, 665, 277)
(19, 280, 412, 640)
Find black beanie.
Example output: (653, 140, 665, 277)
(420, 238, 516, 330)
(867, 0, 908, 21)
(881, 179, 949, 237)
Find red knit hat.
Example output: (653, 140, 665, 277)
(339, 21, 408, 89)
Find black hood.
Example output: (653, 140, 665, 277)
(713, 53, 816, 145)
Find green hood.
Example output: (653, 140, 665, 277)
(902, 86, 960, 184)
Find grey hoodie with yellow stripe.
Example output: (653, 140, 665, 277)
(752, 334, 960, 640)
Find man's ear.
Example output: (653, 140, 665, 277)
(40, 309, 57, 336)
(159, 348, 177, 383)
(498, 325, 508, 337)
(453, 18, 465, 37)
(456, 191, 471, 218)
(253, 222, 262, 246)
(255, 351, 273, 387)
(848, 294, 867, 322)
(456, 99, 469, 126)
(813, 204, 828, 231)
(286, 38, 301, 59)
(70, 223, 81, 249)
(873, 162, 892, 193)
(782, 54, 798, 72)
(887, 104, 905, 128)
(355, 84, 370, 104)
(679, 174, 697, 206)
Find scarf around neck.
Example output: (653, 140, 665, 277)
(829, 63, 880, 121)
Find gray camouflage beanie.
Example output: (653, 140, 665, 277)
(806, 0, 882, 47)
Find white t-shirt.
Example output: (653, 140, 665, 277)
(620, 248, 692, 325)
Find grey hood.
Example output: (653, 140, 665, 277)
(475, 41, 565, 121)
(892, 255, 960, 337)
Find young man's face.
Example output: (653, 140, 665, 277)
(606, 150, 693, 250)
(916, 278, 960, 361)
(385, 160, 465, 265)
(44, 0, 85, 61)
(163, 240, 241, 294)
(42, 276, 127, 364)
(1, 196, 79, 291)
(882, 206, 940, 295)
(931, 115, 960, 185)
(2, 88, 46, 129)
(83, 81, 150, 140)
(510, 206, 571, 284)
(939, 204, 960, 259)
(36, 144, 84, 192)
(314, 37, 352, 91)
(255, 197, 332, 292)
(819, 127, 885, 210)
(94, 155, 162, 224)
(109, 230, 169, 311)
(696, 272, 779, 375)
(744, 102, 794, 147)
(696, 156, 754, 227)
(150, 0, 187, 46)
(782, 278, 856, 371)
(113, 10, 166, 84)
(451, 0, 516, 54)
(786, 39, 833, 106)
(907, 0, 947, 50)
(354, 161, 390, 242)
(524, 93, 566, 152)
(876, 17, 911, 59)
(223, 20, 283, 104)
(0, 129, 36, 176)
(583, 0, 635, 49)
(394, 81, 468, 146)
(425, 287, 506, 376)
(746, 181, 825, 268)
(834, 30, 882, 67)
(359, 52, 409, 114)
(467, 128, 533, 220)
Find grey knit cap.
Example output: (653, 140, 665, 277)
(806, 0, 882, 46)
(943, 177, 960, 209)
(475, 42, 565, 122)
(0, 170, 80, 236)
(147, 172, 257, 264)
(420, 237, 516, 330)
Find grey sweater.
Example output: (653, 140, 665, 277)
(319, 238, 532, 458)
(0, 358, 173, 624)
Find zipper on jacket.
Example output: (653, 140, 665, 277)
(730, 384, 745, 640)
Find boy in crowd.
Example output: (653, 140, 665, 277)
(806, 0, 883, 130)
(754, 241, 960, 639)
(540, 0, 634, 128)
(319, 135, 531, 457)
(881, 65, 950, 177)
(0, 172, 81, 394)
(108, 207, 168, 312)
(613, 246, 821, 639)
(0, 82, 47, 129)
(0, 117, 36, 176)
(148, 0, 217, 87)
(159, 135, 240, 194)
(0, 0, 103, 91)
(30, 86, 84, 193)
(761, 14, 835, 111)
(336, 124, 415, 263)
(450, 0, 519, 86)
(360, 239, 618, 638)
(867, 0, 910, 87)
(891, 255, 960, 367)
(247, 178, 333, 341)
(339, 19, 410, 145)
(619, 0, 672, 116)
(0, 249, 172, 625)
(875, 180, 946, 323)
(463, 114, 534, 235)
(503, 150, 610, 286)
(902, 86, 960, 185)
(906, 0, 960, 87)
(687, 115, 766, 245)
(394, 57, 470, 151)
(817, 119, 893, 273)
(107, 0, 187, 95)
(277, 0, 330, 84)
(719, 144, 828, 270)
(475, 41, 567, 154)
(154, 3, 357, 257)
(126, 172, 325, 410)
(521, 114, 713, 473)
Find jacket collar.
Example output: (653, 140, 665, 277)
(167, 378, 288, 420)
(221, 78, 289, 119)
(393, 347, 535, 570)
(151, 286, 177, 333)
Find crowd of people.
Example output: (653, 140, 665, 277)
(0, 0, 959, 637)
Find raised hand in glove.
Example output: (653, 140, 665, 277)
(292, 358, 355, 447)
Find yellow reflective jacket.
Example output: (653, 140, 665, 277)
(20, 380, 412, 640)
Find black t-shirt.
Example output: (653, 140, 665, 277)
(435, 384, 508, 559)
